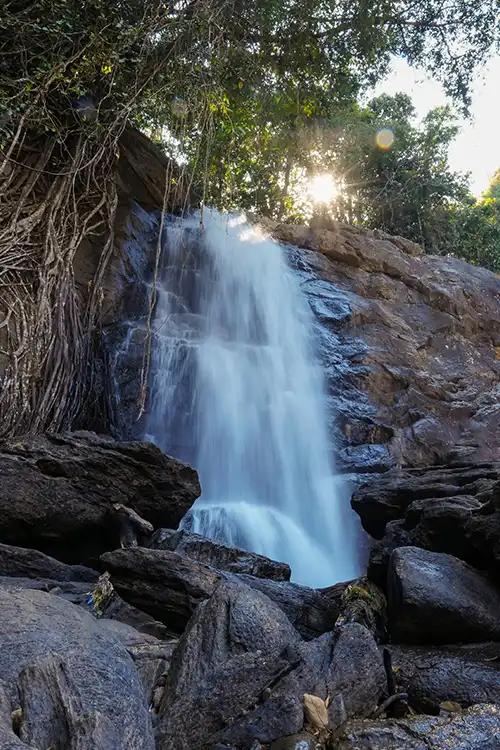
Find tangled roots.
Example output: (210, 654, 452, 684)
(0, 125, 123, 436)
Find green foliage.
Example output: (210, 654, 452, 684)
(328, 94, 471, 246)
(336, 100, 500, 271)
(0, 1, 498, 264)
(439, 173, 500, 272)
(1, 1, 498, 155)
(206, 86, 499, 272)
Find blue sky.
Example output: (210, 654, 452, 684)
(370, 55, 500, 197)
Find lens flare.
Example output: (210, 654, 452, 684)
(308, 174, 339, 204)
(375, 128, 395, 151)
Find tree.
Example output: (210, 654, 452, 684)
(441, 171, 500, 272)
(324, 100, 500, 271)
(328, 94, 471, 250)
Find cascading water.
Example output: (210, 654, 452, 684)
(146, 210, 360, 587)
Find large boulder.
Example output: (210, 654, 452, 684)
(352, 463, 499, 538)
(101, 546, 220, 633)
(0, 585, 154, 749)
(0, 542, 98, 583)
(387, 547, 500, 643)
(0, 431, 200, 563)
(387, 642, 500, 713)
(101, 546, 339, 638)
(156, 580, 302, 750)
(0, 543, 99, 608)
(149, 527, 291, 581)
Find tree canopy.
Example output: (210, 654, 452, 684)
(1, 1, 498, 158)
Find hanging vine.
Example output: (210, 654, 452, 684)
(0, 0, 229, 436)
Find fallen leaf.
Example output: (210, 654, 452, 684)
(304, 693, 329, 730)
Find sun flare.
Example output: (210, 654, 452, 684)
(308, 174, 339, 204)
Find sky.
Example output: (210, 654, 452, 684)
(370, 55, 500, 197)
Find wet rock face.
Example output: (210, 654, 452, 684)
(99, 202, 160, 440)
(0, 431, 200, 563)
(387, 546, 500, 644)
(275, 222, 500, 471)
(101, 198, 499, 472)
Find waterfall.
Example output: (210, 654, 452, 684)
(146, 210, 359, 587)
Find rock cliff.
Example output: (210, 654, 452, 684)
(271, 221, 499, 472)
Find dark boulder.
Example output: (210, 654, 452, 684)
(0, 542, 98, 583)
(353, 463, 500, 579)
(387, 547, 500, 643)
(0, 575, 91, 607)
(327, 622, 386, 718)
(352, 463, 499, 538)
(335, 704, 500, 750)
(0, 586, 154, 748)
(235, 575, 339, 639)
(101, 546, 338, 638)
(149, 527, 291, 581)
(387, 642, 500, 714)
(101, 547, 220, 633)
(156, 580, 302, 750)
(0, 431, 199, 563)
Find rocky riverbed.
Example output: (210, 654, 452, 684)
(0, 432, 499, 749)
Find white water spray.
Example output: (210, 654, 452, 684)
(146, 211, 359, 587)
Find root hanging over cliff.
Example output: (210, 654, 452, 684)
(0, 127, 122, 436)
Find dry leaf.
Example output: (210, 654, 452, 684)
(304, 692, 329, 730)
